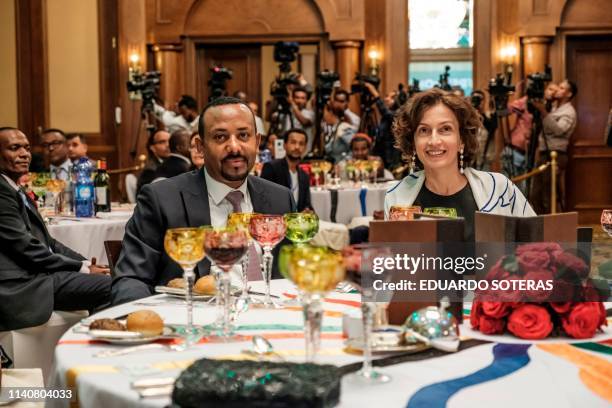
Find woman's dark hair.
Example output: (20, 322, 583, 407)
(392, 88, 481, 167)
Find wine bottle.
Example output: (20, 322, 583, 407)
(94, 158, 111, 213)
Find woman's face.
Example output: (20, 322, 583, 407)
(413, 103, 463, 173)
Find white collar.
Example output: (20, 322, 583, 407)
(203, 167, 248, 207)
(169, 153, 191, 165)
(50, 158, 72, 171)
(1, 174, 20, 191)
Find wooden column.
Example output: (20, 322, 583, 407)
(522, 36, 553, 76)
(153, 44, 184, 107)
(333, 40, 361, 113)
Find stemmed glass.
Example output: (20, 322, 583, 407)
(249, 214, 287, 307)
(286, 245, 345, 362)
(227, 212, 259, 301)
(388, 205, 422, 221)
(203, 227, 248, 338)
(423, 207, 458, 218)
(370, 159, 381, 184)
(342, 245, 393, 384)
(345, 160, 356, 184)
(45, 179, 65, 217)
(164, 227, 207, 345)
(311, 161, 322, 190)
(319, 161, 333, 188)
(602, 209, 612, 237)
(284, 212, 319, 245)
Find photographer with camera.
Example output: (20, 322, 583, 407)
(269, 86, 315, 153)
(153, 95, 200, 134)
(320, 89, 358, 163)
(530, 79, 578, 213)
(471, 89, 498, 170)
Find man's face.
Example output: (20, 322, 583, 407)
(555, 81, 573, 101)
(67, 136, 88, 161)
(178, 105, 197, 122)
(383, 91, 397, 109)
(285, 132, 307, 161)
(351, 140, 370, 160)
(150, 131, 171, 160)
(267, 134, 277, 156)
(0, 129, 32, 180)
(200, 103, 260, 186)
(293, 91, 308, 110)
(331, 94, 348, 115)
(544, 83, 559, 101)
(41, 131, 68, 166)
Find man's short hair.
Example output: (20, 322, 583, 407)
(334, 89, 349, 100)
(169, 129, 191, 153)
(282, 128, 307, 143)
(471, 89, 485, 97)
(41, 128, 66, 139)
(66, 133, 86, 144)
(565, 80, 578, 100)
(350, 133, 372, 149)
(0, 126, 18, 134)
(178, 95, 198, 111)
(197, 96, 256, 139)
(292, 86, 308, 97)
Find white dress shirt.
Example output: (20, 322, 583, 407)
(203, 168, 253, 227)
(1, 174, 90, 273)
(50, 159, 72, 181)
(154, 103, 199, 134)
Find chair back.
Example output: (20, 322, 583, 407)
(104, 240, 123, 277)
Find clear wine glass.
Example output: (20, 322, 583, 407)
(203, 227, 248, 339)
(248, 214, 286, 307)
(342, 244, 393, 384)
(164, 227, 207, 346)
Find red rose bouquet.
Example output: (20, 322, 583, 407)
(470, 243, 608, 340)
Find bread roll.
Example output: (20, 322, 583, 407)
(126, 310, 164, 336)
(194, 275, 216, 295)
(167, 278, 185, 289)
(89, 318, 126, 331)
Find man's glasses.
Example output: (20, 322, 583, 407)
(41, 140, 65, 150)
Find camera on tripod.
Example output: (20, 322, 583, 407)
(270, 41, 301, 113)
(436, 66, 452, 91)
(526, 65, 552, 100)
(488, 73, 515, 113)
(208, 66, 233, 102)
(351, 73, 380, 106)
(126, 70, 161, 112)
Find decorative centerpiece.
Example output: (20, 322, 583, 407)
(470, 242, 608, 340)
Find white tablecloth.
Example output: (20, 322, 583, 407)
(49, 280, 611, 408)
(47, 212, 132, 264)
(311, 182, 395, 225)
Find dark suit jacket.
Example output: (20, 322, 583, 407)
(111, 168, 296, 305)
(137, 158, 162, 194)
(153, 154, 191, 180)
(0, 176, 85, 331)
(260, 159, 312, 212)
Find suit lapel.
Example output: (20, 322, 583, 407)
(280, 159, 292, 189)
(248, 176, 272, 213)
(180, 168, 211, 227)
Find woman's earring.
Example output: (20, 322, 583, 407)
(409, 151, 416, 175)
(459, 147, 465, 174)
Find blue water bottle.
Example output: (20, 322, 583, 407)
(74, 157, 95, 217)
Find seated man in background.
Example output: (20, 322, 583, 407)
(66, 133, 89, 163)
(112, 97, 295, 305)
(154, 94, 200, 134)
(260, 128, 312, 212)
(189, 132, 205, 170)
(41, 128, 71, 181)
(0, 127, 110, 331)
(137, 129, 170, 193)
(153, 129, 192, 181)
(337, 133, 385, 180)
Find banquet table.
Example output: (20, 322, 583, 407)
(49, 279, 612, 408)
(310, 182, 396, 225)
(47, 211, 133, 264)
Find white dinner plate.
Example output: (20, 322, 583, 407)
(88, 326, 177, 345)
(154, 286, 215, 300)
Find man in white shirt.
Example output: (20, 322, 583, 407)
(112, 97, 295, 305)
(0, 127, 110, 331)
(153, 94, 200, 134)
(41, 128, 72, 181)
(281, 86, 315, 153)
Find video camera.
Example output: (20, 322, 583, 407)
(315, 70, 340, 111)
(526, 65, 552, 100)
(488, 73, 515, 113)
(351, 73, 381, 107)
(270, 41, 301, 113)
(436, 66, 452, 91)
(208, 66, 233, 102)
(126, 70, 161, 112)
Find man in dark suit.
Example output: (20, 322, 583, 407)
(0, 127, 111, 331)
(112, 97, 295, 305)
(152, 129, 192, 180)
(137, 129, 170, 193)
(260, 128, 312, 212)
